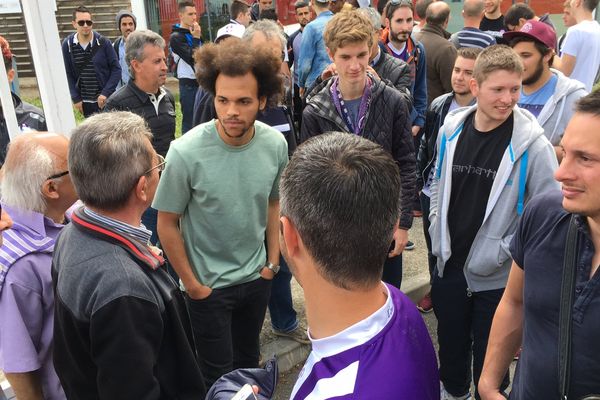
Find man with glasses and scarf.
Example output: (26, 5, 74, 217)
(301, 10, 416, 290)
(61, 6, 121, 118)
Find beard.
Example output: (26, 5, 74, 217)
(388, 26, 410, 44)
(522, 58, 545, 86)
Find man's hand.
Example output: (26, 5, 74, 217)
(186, 281, 213, 300)
(190, 22, 202, 39)
(260, 267, 276, 280)
(97, 95, 107, 109)
(411, 125, 421, 137)
(299, 87, 305, 97)
(366, 65, 380, 79)
(320, 63, 338, 81)
(389, 228, 408, 257)
(74, 101, 83, 114)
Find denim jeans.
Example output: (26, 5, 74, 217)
(268, 256, 298, 333)
(186, 277, 272, 389)
(82, 101, 100, 118)
(141, 206, 158, 245)
(179, 79, 198, 134)
(431, 267, 509, 399)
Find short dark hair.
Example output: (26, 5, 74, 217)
(457, 46, 482, 60)
(415, 0, 433, 20)
(377, 0, 389, 17)
(509, 36, 553, 67)
(385, 0, 414, 22)
(259, 8, 278, 21)
(72, 5, 91, 20)
(504, 3, 535, 29)
(280, 133, 402, 290)
(583, 0, 599, 12)
(295, 0, 309, 10)
(194, 40, 282, 106)
(575, 90, 600, 117)
(178, 1, 196, 12)
(425, 3, 450, 25)
(231, 0, 249, 19)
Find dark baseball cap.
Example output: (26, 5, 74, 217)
(503, 19, 557, 50)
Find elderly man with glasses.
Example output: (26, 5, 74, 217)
(0, 132, 78, 400)
(105, 30, 176, 245)
(52, 111, 206, 399)
(61, 5, 121, 117)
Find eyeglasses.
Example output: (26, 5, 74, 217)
(143, 154, 166, 175)
(77, 20, 93, 27)
(47, 171, 69, 180)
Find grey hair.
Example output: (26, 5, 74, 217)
(280, 133, 401, 290)
(357, 7, 382, 32)
(242, 19, 286, 51)
(68, 111, 153, 211)
(125, 30, 166, 78)
(1, 135, 58, 213)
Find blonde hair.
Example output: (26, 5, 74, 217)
(324, 10, 373, 54)
(473, 45, 523, 85)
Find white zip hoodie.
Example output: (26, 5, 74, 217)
(428, 105, 559, 292)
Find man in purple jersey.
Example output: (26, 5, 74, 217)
(279, 133, 439, 399)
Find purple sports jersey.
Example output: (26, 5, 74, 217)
(291, 283, 439, 399)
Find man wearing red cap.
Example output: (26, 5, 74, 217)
(504, 20, 588, 161)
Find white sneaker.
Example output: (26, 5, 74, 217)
(440, 383, 472, 400)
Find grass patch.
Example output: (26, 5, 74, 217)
(24, 93, 183, 136)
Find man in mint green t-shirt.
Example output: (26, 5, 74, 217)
(153, 39, 288, 388)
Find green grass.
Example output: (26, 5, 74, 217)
(24, 95, 183, 136)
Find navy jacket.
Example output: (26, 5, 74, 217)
(61, 32, 121, 103)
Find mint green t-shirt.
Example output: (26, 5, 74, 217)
(152, 120, 288, 289)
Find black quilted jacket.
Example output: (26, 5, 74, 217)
(300, 75, 416, 230)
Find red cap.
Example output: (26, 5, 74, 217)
(503, 20, 557, 50)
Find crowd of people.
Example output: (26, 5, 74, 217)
(0, 0, 600, 399)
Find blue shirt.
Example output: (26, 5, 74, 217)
(518, 74, 558, 118)
(117, 37, 130, 89)
(297, 11, 334, 88)
(509, 191, 600, 399)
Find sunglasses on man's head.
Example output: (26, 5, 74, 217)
(389, 0, 412, 5)
(77, 20, 93, 27)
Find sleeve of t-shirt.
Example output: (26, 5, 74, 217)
(561, 26, 581, 58)
(510, 198, 535, 269)
(0, 258, 44, 373)
(270, 139, 289, 200)
(151, 145, 192, 214)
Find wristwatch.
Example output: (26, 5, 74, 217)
(264, 262, 280, 275)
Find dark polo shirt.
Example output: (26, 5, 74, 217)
(509, 190, 600, 399)
(105, 80, 176, 157)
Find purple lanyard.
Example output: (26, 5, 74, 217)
(330, 76, 372, 135)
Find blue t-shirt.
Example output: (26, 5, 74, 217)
(518, 74, 558, 118)
(345, 98, 362, 129)
(509, 191, 600, 399)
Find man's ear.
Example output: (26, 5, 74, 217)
(135, 175, 149, 202)
(469, 77, 479, 97)
(280, 215, 300, 258)
(42, 179, 60, 201)
(259, 96, 267, 112)
(326, 47, 334, 62)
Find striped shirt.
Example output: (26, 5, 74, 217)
(71, 34, 100, 102)
(451, 27, 496, 49)
(84, 208, 152, 244)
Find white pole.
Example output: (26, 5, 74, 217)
(20, 0, 76, 136)
(131, 0, 148, 30)
(0, 62, 20, 141)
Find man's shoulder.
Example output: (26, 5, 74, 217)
(522, 191, 565, 227)
(106, 84, 138, 106)
(170, 121, 215, 151)
(254, 121, 288, 146)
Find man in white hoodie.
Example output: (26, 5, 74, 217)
(428, 44, 559, 400)
(505, 20, 588, 161)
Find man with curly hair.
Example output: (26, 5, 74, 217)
(153, 39, 288, 388)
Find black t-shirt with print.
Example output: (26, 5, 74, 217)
(446, 112, 513, 269)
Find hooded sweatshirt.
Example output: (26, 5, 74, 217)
(428, 105, 559, 291)
(533, 69, 588, 146)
